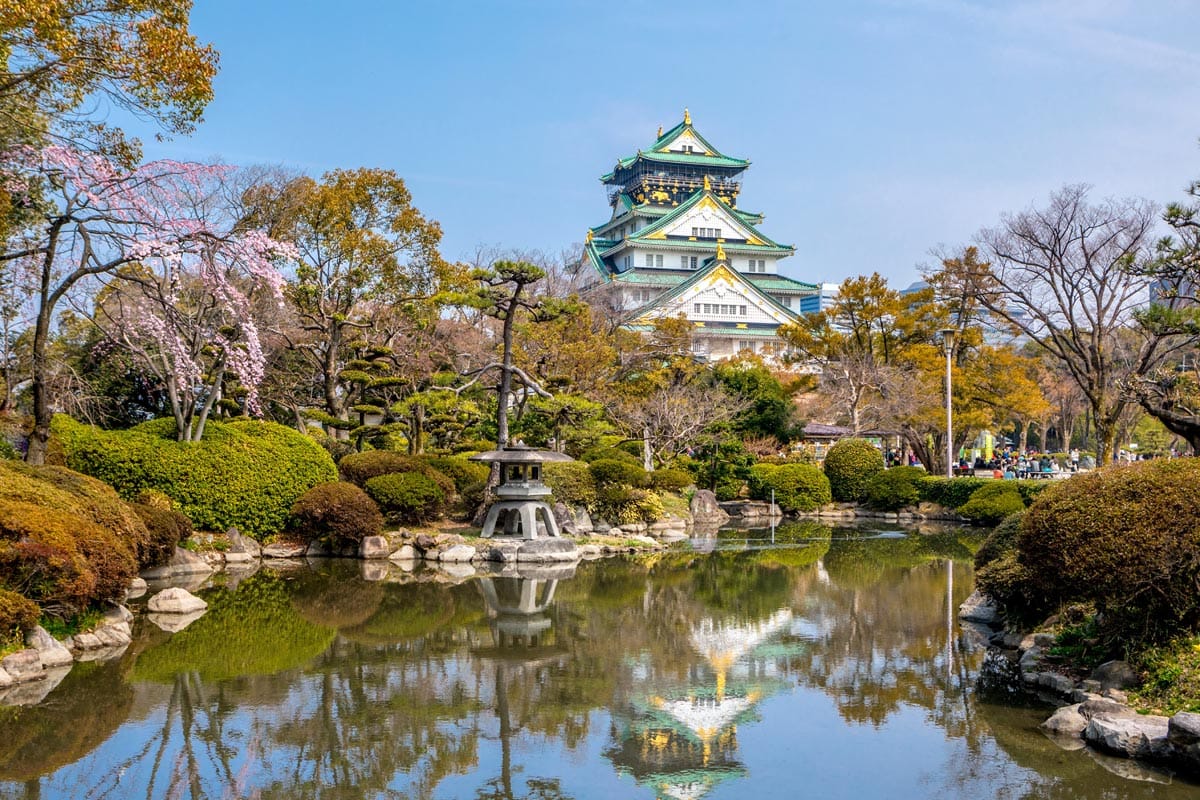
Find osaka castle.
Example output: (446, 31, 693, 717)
(583, 109, 816, 360)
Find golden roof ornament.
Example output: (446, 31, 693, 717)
(657, 125, 663, 138)
(684, 107, 691, 125)
(703, 175, 711, 191)
(716, 243, 726, 261)
(585, 229, 593, 243)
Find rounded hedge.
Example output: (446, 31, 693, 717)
(823, 439, 884, 502)
(338, 451, 455, 499)
(1017, 458, 1200, 642)
(758, 463, 832, 513)
(291, 482, 383, 549)
(0, 587, 39, 648)
(974, 510, 1023, 570)
(0, 461, 147, 614)
(958, 482, 1026, 526)
(365, 472, 445, 523)
(746, 463, 780, 501)
(916, 476, 992, 510)
(544, 462, 597, 509)
(863, 466, 926, 511)
(589, 458, 649, 488)
(129, 503, 192, 567)
(649, 468, 693, 493)
(596, 485, 664, 525)
(52, 416, 338, 539)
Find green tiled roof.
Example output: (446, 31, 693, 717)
(747, 275, 819, 292)
(625, 188, 792, 252)
(638, 259, 800, 322)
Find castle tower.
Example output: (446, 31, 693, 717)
(583, 110, 817, 360)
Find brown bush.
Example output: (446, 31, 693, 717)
(130, 503, 193, 567)
(291, 481, 384, 549)
(0, 587, 40, 646)
(0, 461, 145, 613)
(1016, 458, 1200, 643)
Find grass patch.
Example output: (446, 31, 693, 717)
(39, 607, 104, 639)
(1130, 636, 1200, 715)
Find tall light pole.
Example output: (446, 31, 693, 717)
(940, 328, 956, 478)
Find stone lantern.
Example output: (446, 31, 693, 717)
(469, 444, 573, 540)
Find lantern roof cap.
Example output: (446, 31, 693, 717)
(468, 442, 574, 464)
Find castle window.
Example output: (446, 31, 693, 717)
(645, 254, 653, 267)
(740, 305, 747, 315)
(655, 254, 663, 267)
(694, 303, 701, 314)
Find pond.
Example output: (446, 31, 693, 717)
(0, 522, 1195, 799)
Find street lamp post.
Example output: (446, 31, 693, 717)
(940, 328, 956, 479)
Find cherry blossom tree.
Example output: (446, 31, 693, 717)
(1, 145, 289, 460)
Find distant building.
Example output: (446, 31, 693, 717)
(581, 110, 817, 360)
(799, 282, 840, 315)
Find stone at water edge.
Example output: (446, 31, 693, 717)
(0, 650, 43, 682)
(261, 541, 306, 559)
(1091, 660, 1139, 691)
(360, 535, 391, 560)
(515, 537, 579, 563)
(168, 546, 214, 575)
(148, 587, 208, 614)
(689, 489, 730, 525)
(1084, 713, 1171, 760)
(25, 626, 73, 669)
(227, 527, 261, 557)
(439, 544, 478, 563)
(389, 544, 418, 562)
(0, 667, 12, 688)
(1168, 712, 1200, 774)
(126, 577, 148, 599)
(1042, 703, 1088, 738)
(958, 590, 999, 625)
(414, 533, 437, 552)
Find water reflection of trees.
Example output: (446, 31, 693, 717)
(2, 530, 1013, 800)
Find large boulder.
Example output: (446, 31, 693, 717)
(148, 587, 208, 614)
(439, 544, 478, 563)
(0, 649, 44, 682)
(1085, 713, 1171, 760)
(690, 489, 730, 526)
(1091, 660, 1139, 691)
(359, 535, 391, 560)
(1168, 712, 1200, 775)
(958, 590, 1000, 626)
(1042, 703, 1088, 739)
(515, 538, 579, 563)
(262, 541, 306, 559)
(227, 527, 261, 557)
(26, 626, 74, 668)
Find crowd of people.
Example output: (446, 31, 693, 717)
(958, 447, 1087, 479)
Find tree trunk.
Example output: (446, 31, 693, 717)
(642, 426, 653, 472)
(25, 238, 58, 466)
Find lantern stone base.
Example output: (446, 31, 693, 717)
(479, 500, 561, 540)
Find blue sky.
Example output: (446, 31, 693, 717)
(131, 0, 1200, 289)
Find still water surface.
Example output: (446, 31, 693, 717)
(0, 523, 1196, 799)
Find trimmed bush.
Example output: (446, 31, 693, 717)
(958, 482, 1025, 526)
(822, 438, 884, 502)
(974, 511, 1023, 570)
(337, 451, 455, 498)
(746, 463, 780, 501)
(916, 476, 991, 509)
(596, 485, 665, 526)
(714, 480, 743, 501)
(365, 473, 445, 523)
(0, 587, 39, 647)
(1016, 458, 1200, 643)
(291, 482, 383, 549)
(544, 462, 597, 509)
(649, 468, 693, 493)
(0, 461, 150, 614)
(53, 416, 337, 539)
(589, 458, 649, 488)
(759, 463, 832, 513)
(863, 466, 926, 511)
(579, 446, 641, 466)
(1013, 479, 1050, 507)
(425, 456, 489, 493)
(129, 503, 192, 567)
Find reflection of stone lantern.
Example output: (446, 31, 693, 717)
(469, 444, 573, 540)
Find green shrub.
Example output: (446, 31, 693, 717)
(579, 446, 641, 466)
(338, 451, 455, 499)
(0, 438, 18, 461)
(1013, 479, 1050, 506)
(589, 458, 649, 488)
(975, 550, 1041, 623)
(1016, 458, 1200, 644)
(365, 473, 445, 523)
(958, 482, 1025, 525)
(714, 479, 743, 502)
(759, 463, 832, 512)
(822, 438, 884, 502)
(863, 466, 926, 511)
(916, 476, 992, 509)
(974, 511, 1024, 569)
(53, 416, 338, 539)
(0, 587, 39, 648)
(544, 462, 597, 509)
(596, 485, 664, 525)
(424, 456, 489, 493)
(649, 468, 693, 493)
(291, 482, 383, 549)
(129, 503, 192, 567)
(746, 463, 780, 501)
